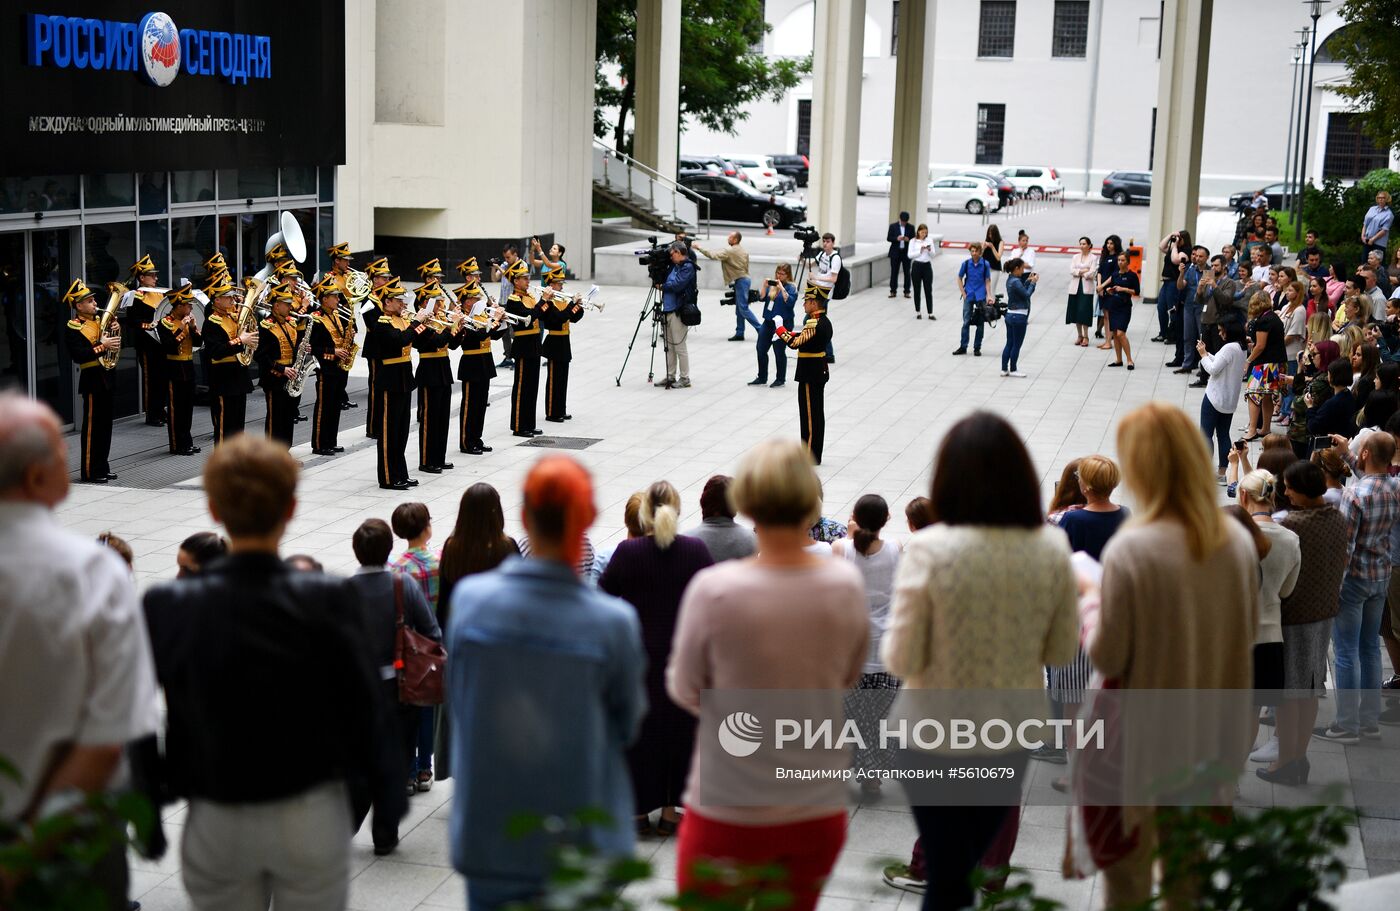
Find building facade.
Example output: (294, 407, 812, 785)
(0, 1, 342, 428)
(675, 0, 1394, 203)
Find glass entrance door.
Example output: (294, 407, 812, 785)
(0, 234, 27, 397)
(31, 229, 77, 425)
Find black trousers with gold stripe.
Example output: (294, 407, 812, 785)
(377, 389, 411, 486)
(510, 352, 540, 433)
(459, 379, 489, 451)
(209, 393, 246, 445)
(545, 358, 570, 421)
(79, 386, 113, 481)
(264, 386, 297, 448)
(366, 359, 380, 439)
(137, 348, 168, 424)
(165, 372, 194, 453)
(417, 385, 451, 469)
(314, 368, 348, 451)
(798, 378, 826, 465)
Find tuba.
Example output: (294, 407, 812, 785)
(98, 283, 125, 369)
(235, 276, 266, 367)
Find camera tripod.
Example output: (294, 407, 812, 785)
(616, 285, 666, 386)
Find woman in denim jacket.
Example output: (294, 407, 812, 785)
(1001, 257, 1038, 378)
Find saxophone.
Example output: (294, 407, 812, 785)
(98, 283, 125, 369)
(284, 319, 318, 397)
(235, 277, 265, 367)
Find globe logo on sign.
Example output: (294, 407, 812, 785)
(138, 12, 181, 87)
(717, 712, 763, 758)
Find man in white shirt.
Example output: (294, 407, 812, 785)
(806, 232, 842, 363)
(0, 392, 159, 904)
(1360, 266, 1388, 321)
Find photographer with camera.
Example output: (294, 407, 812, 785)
(695, 232, 758, 342)
(1000, 258, 1037, 378)
(655, 242, 697, 389)
(491, 244, 524, 368)
(750, 263, 798, 388)
(953, 242, 992, 356)
(806, 232, 842, 363)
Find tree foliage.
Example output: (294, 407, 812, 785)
(1332, 0, 1400, 153)
(594, 0, 810, 154)
(1296, 168, 1400, 267)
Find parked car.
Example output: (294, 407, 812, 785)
(678, 156, 722, 180)
(693, 156, 740, 179)
(678, 174, 807, 228)
(723, 154, 788, 193)
(769, 153, 810, 187)
(927, 176, 1001, 215)
(997, 166, 1063, 199)
(857, 161, 893, 195)
(1228, 182, 1300, 211)
(1101, 170, 1152, 205)
(944, 170, 1015, 208)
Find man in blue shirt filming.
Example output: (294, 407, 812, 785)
(656, 242, 695, 389)
(953, 241, 992, 356)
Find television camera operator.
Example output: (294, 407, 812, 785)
(654, 242, 696, 389)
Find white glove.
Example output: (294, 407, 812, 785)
(773, 316, 785, 331)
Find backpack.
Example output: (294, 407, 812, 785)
(832, 265, 851, 300)
(678, 263, 702, 326)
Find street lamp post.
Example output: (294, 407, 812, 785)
(1293, 1, 1329, 242)
(1289, 27, 1310, 224)
(1283, 42, 1304, 217)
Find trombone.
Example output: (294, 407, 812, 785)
(541, 284, 605, 313)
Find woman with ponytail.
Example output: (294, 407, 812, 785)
(599, 479, 714, 836)
(833, 494, 902, 790)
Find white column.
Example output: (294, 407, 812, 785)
(337, 0, 376, 251)
(1144, 0, 1213, 288)
(808, 0, 866, 253)
(632, 0, 681, 182)
(888, 0, 935, 224)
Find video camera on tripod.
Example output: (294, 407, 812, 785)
(634, 236, 673, 286)
(792, 224, 821, 260)
(721, 285, 760, 307)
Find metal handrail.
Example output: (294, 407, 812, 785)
(593, 139, 711, 237)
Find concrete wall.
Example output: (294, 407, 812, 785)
(337, 0, 596, 276)
(670, 0, 1361, 204)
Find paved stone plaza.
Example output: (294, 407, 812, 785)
(54, 206, 1398, 909)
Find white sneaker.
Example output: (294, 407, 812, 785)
(1010, 371, 1027, 378)
(1249, 734, 1279, 763)
(1000, 370, 1009, 377)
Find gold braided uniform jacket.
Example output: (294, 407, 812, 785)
(539, 295, 584, 362)
(368, 313, 423, 394)
(255, 317, 302, 390)
(309, 311, 354, 373)
(787, 312, 832, 383)
(63, 316, 110, 393)
(201, 312, 255, 395)
(157, 315, 202, 381)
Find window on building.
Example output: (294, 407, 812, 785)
(1322, 112, 1389, 180)
(976, 103, 1006, 165)
(978, 1, 1016, 58)
(1149, 107, 1157, 169)
(796, 99, 812, 157)
(1052, 1, 1089, 58)
(891, 1, 900, 56)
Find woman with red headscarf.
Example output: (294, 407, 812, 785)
(1289, 339, 1342, 460)
(444, 456, 647, 911)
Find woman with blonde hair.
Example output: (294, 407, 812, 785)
(592, 491, 647, 579)
(1084, 403, 1259, 905)
(600, 480, 713, 836)
(1305, 311, 1332, 347)
(668, 439, 868, 911)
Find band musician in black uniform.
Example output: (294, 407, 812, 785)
(504, 260, 543, 437)
(538, 265, 585, 423)
(61, 279, 119, 482)
(325, 242, 360, 413)
(455, 282, 502, 455)
(362, 257, 393, 440)
(126, 254, 168, 426)
(255, 283, 304, 448)
(368, 278, 431, 489)
(309, 275, 352, 455)
(200, 272, 258, 445)
(156, 283, 202, 456)
(411, 278, 460, 473)
(779, 285, 833, 465)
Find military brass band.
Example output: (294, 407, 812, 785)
(60, 217, 594, 487)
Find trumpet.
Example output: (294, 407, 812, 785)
(254, 306, 318, 323)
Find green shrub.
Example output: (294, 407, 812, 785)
(1297, 169, 1400, 269)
